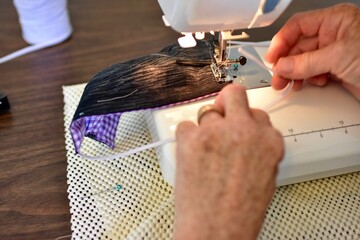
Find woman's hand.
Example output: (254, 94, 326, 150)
(266, 3, 360, 100)
(174, 84, 284, 240)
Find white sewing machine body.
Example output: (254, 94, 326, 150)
(158, 0, 292, 32)
(158, 0, 292, 74)
(147, 45, 360, 187)
(151, 0, 360, 187)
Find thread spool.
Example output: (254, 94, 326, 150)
(0, 0, 72, 64)
(13, 0, 72, 45)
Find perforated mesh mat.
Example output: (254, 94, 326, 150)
(63, 84, 360, 239)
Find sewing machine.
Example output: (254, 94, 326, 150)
(147, 0, 360, 187)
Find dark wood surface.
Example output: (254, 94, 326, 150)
(0, 0, 357, 239)
(0, 1, 179, 239)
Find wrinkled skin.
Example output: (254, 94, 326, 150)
(174, 85, 284, 240)
(266, 3, 360, 100)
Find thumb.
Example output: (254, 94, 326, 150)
(273, 44, 336, 80)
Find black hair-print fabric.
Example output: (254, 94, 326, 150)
(72, 40, 228, 121)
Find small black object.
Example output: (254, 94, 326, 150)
(0, 92, 11, 113)
(239, 56, 247, 65)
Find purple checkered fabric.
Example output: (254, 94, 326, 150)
(70, 93, 219, 154)
(70, 113, 122, 153)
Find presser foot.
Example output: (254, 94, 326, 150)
(210, 44, 272, 89)
(210, 56, 247, 83)
(210, 31, 271, 88)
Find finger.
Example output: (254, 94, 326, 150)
(175, 121, 198, 172)
(214, 91, 224, 110)
(306, 74, 329, 87)
(216, 84, 251, 118)
(251, 108, 271, 126)
(176, 121, 197, 142)
(266, 33, 290, 64)
(266, 6, 338, 63)
(266, 13, 321, 63)
(197, 105, 223, 125)
(292, 80, 304, 91)
(288, 36, 319, 56)
(271, 75, 289, 90)
(271, 75, 304, 91)
(273, 43, 335, 80)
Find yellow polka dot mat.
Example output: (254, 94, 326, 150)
(63, 84, 360, 239)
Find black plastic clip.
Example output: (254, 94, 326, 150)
(0, 91, 11, 114)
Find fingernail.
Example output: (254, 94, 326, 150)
(275, 58, 293, 75)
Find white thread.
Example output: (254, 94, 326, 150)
(79, 42, 294, 160)
(54, 234, 72, 240)
(0, 0, 72, 64)
(229, 40, 271, 48)
(97, 89, 139, 103)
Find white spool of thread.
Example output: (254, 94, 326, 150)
(0, 0, 72, 64)
(14, 0, 72, 44)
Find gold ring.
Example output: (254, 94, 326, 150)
(197, 104, 224, 124)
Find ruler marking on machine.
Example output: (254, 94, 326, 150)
(283, 122, 360, 142)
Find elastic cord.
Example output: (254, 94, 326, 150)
(235, 44, 295, 111)
(263, 80, 294, 111)
(79, 137, 176, 161)
(0, 35, 70, 64)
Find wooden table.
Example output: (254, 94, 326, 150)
(0, 1, 179, 239)
(0, 0, 356, 239)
